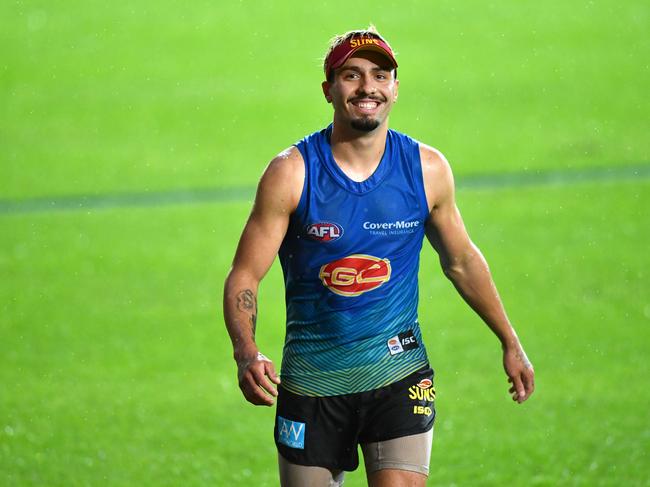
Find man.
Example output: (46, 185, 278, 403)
(224, 27, 534, 487)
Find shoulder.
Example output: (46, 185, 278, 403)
(264, 145, 304, 179)
(418, 143, 452, 180)
(418, 143, 455, 211)
(256, 146, 305, 213)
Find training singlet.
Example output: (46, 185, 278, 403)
(278, 124, 430, 396)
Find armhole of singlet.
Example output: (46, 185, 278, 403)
(412, 141, 430, 221)
(293, 143, 309, 218)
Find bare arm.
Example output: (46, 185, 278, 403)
(223, 147, 304, 406)
(420, 145, 534, 403)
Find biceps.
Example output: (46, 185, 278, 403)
(232, 208, 290, 283)
(426, 204, 472, 264)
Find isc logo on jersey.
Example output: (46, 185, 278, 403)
(319, 254, 391, 297)
(305, 222, 343, 242)
(387, 330, 419, 355)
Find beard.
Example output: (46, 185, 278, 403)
(350, 116, 380, 132)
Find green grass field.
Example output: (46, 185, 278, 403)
(2, 1, 649, 485)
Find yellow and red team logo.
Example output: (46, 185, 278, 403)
(409, 378, 435, 416)
(408, 379, 436, 401)
(319, 254, 391, 297)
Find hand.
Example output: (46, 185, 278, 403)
(236, 351, 281, 406)
(503, 344, 534, 403)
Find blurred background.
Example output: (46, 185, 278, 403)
(1, 1, 648, 485)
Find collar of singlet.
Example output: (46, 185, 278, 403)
(319, 124, 393, 195)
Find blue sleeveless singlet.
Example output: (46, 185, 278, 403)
(278, 124, 430, 396)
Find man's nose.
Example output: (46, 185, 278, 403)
(357, 75, 377, 95)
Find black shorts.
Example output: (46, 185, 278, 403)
(274, 366, 435, 472)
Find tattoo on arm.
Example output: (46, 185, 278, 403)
(236, 289, 255, 312)
(236, 289, 258, 336)
(250, 312, 257, 335)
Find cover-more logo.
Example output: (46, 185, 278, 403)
(362, 220, 420, 230)
(363, 219, 421, 236)
(319, 254, 391, 297)
(305, 222, 343, 242)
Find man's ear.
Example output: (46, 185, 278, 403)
(321, 81, 332, 103)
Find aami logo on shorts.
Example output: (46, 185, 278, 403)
(319, 254, 391, 297)
(305, 222, 343, 242)
(277, 416, 306, 449)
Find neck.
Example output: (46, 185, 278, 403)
(329, 119, 389, 182)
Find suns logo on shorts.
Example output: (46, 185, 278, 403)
(305, 222, 343, 242)
(319, 254, 391, 297)
(408, 380, 436, 402)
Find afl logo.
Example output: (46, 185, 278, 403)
(417, 379, 433, 390)
(319, 254, 391, 297)
(306, 222, 343, 242)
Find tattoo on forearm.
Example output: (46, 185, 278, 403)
(237, 289, 255, 312)
(250, 312, 257, 335)
(236, 289, 258, 336)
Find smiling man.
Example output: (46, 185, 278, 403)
(223, 26, 535, 487)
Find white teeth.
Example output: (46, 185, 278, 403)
(357, 102, 378, 109)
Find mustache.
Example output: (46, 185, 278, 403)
(349, 94, 386, 103)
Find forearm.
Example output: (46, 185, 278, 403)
(223, 267, 281, 406)
(443, 243, 520, 348)
(223, 269, 260, 361)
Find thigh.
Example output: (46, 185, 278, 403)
(361, 429, 433, 477)
(359, 366, 435, 445)
(275, 386, 362, 472)
(366, 468, 427, 487)
(279, 453, 345, 487)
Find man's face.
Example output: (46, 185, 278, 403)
(322, 51, 399, 133)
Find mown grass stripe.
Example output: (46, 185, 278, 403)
(1, 164, 648, 215)
(458, 163, 650, 190)
(0, 186, 256, 215)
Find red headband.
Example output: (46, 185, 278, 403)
(324, 35, 398, 78)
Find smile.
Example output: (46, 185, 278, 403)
(350, 98, 382, 112)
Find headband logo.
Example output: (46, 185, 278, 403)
(349, 38, 380, 48)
